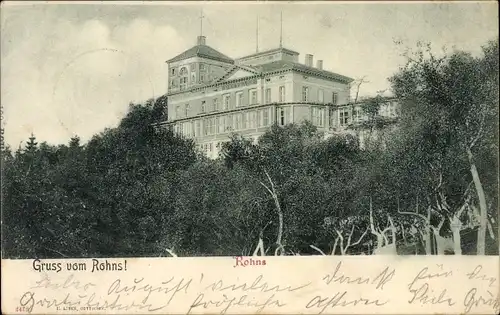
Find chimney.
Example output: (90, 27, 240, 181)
(305, 54, 313, 67)
(197, 35, 206, 45)
(316, 60, 323, 70)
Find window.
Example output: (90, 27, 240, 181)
(195, 120, 201, 137)
(235, 114, 242, 130)
(329, 108, 336, 127)
(265, 88, 271, 104)
(200, 74, 205, 82)
(223, 94, 231, 110)
(242, 112, 247, 129)
(179, 122, 184, 136)
(236, 92, 243, 107)
(176, 105, 181, 118)
(279, 86, 285, 102)
(184, 104, 190, 117)
(302, 87, 309, 102)
(249, 111, 256, 128)
(389, 103, 397, 116)
(319, 108, 325, 127)
(353, 108, 361, 122)
(183, 122, 193, 137)
(318, 89, 324, 103)
(179, 67, 188, 90)
(213, 98, 219, 111)
(190, 63, 196, 71)
(332, 92, 338, 105)
(250, 89, 257, 104)
(203, 120, 208, 136)
(218, 116, 226, 133)
(339, 109, 350, 126)
(204, 118, 215, 135)
(311, 107, 325, 127)
(209, 118, 215, 135)
(200, 64, 206, 71)
(263, 108, 269, 126)
(171, 68, 176, 76)
(180, 77, 188, 90)
(201, 101, 206, 113)
(226, 114, 233, 131)
(279, 108, 286, 126)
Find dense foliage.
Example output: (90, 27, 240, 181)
(2, 40, 498, 258)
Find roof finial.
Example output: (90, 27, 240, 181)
(256, 14, 259, 53)
(279, 11, 283, 48)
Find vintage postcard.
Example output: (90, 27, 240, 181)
(1, 1, 499, 314)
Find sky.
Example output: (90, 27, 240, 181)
(1, 1, 498, 147)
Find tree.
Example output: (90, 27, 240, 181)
(389, 39, 499, 254)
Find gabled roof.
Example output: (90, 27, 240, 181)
(214, 64, 261, 83)
(166, 45, 234, 64)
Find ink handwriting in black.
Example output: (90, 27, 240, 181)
(466, 265, 497, 287)
(187, 293, 285, 314)
(322, 261, 395, 290)
(19, 276, 193, 313)
(305, 291, 388, 314)
(205, 274, 311, 293)
(107, 276, 192, 305)
(463, 288, 500, 314)
(30, 273, 95, 292)
(407, 265, 455, 306)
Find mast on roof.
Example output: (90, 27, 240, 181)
(256, 14, 259, 53)
(200, 8, 205, 36)
(279, 11, 283, 48)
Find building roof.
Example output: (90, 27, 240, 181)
(166, 44, 234, 64)
(167, 60, 354, 96)
(256, 60, 354, 83)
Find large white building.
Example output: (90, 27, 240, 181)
(158, 34, 399, 158)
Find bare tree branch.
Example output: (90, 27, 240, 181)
(310, 245, 326, 256)
(350, 228, 369, 248)
(165, 248, 177, 257)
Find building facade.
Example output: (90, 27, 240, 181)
(158, 35, 399, 158)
